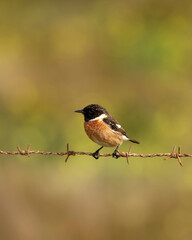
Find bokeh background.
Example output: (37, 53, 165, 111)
(0, 0, 192, 239)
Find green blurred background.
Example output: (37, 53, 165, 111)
(0, 0, 192, 239)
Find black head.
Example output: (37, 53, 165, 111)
(75, 104, 109, 122)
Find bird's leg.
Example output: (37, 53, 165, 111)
(112, 146, 120, 159)
(92, 146, 103, 159)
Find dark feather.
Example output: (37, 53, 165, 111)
(103, 116, 127, 136)
(103, 116, 140, 144)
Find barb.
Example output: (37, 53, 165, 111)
(65, 143, 76, 162)
(126, 146, 132, 164)
(0, 144, 191, 166)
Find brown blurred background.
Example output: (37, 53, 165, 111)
(0, 0, 192, 239)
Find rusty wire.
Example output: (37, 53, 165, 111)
(0, 144, 192, 166)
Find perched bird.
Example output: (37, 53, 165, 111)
(75, 104, 139, 159)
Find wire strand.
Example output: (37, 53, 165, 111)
(0, 144, 191, 166)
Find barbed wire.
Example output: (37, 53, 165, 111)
(0, 144, 192, 166)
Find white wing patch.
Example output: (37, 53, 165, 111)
(122, 135, 129, 141)
(111, 129, 129, 141)
(116, 124, 121, 128)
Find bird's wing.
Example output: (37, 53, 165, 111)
(103, 115, 140, 144)
(103, 115, 127, 137)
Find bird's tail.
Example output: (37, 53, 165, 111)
(128, 137, 140, 144)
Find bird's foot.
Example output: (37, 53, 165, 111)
(92, 146, 103, 159)
(92, 150, 100, 159)
(112, 150, 120, 159)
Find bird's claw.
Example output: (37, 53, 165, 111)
(112, 150, 120, 159)
(92, 151, 100, 159)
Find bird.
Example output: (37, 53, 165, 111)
(75, 104, 139, 159)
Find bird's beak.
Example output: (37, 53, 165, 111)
(74, 109, 84, 114)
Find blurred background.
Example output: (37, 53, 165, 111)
(0, 0, 192, 239)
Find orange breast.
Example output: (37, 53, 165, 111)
(84, 120, 123, 147)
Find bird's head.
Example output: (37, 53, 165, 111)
(75, 104, 108, 122)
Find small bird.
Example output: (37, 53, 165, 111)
(75, 104, 139, 159)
